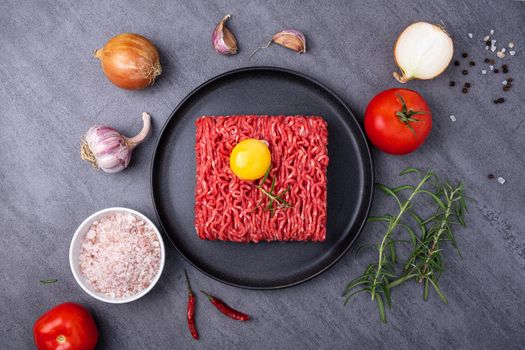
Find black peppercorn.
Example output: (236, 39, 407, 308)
(462, 70, 468, 75)
(462, 87, 468, 93)
(493, 99, 499, 104)
(469, 61, 476, 66)
(488, 174, 495, 179)
(485, 40, 491, 46)
(502, 65, 509, 73)
(454, 60, 460, 66)
(497, 97, 505, 103)
(462, 53, 468, 58)
(484, 58, 490, 63)
(449, 81, 456, 86)
(489, 59, 496, 64)
(494, 69, 499, 73)
(464, 82, 471, 88)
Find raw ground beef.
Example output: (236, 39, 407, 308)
(195, 115, 328, 242)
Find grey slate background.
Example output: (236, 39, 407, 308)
(1, 0, 524, 349)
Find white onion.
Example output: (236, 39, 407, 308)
(393, 22, 454, 83)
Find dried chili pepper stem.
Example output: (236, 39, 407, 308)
(200, 290, 250, 321)
(184, 270, 199, 340)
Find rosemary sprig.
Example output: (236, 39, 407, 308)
(343, 168, 434, 322)
(254, 166, 292, 217)
(389, 183, 467, 303)
(343, 168, 468, 323)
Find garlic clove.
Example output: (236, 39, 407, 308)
(272, 30, 306, 53)
(80, 112, 152, 174)
(249, 29, 306, 58)
(95, 137, 132, 173)
(393, 22, 453, 83)
(212, 14, 238, 55)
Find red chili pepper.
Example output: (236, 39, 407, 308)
(201, 291, 250, 321)
(184, 270, 199, 340)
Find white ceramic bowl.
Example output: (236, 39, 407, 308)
(69, 207, 165, 304)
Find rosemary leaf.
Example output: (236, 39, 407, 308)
(259, 165, 271, 185)
(400, 167, 420, 176)
(376, 296, 386, 323)
(40, 278, 58, 284)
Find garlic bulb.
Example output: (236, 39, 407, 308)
(212, 14, 238, 55)
(393, 22, 453, 83)
(81, 112, 151, 173)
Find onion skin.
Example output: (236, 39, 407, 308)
(393, 22, 453, 83)
(95, 33, 161, 90)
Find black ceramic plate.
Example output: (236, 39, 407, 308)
(151, 66, 374, 289)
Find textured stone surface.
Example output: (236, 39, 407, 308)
(1, 1, 524, 349)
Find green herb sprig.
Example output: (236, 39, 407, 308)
(254, 166, 292, 217)
(343, 168, 467, 322)
(389, 183, 467, 302)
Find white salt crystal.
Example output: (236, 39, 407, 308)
(490, 29, 495, 35)
(510, 50, 516, 56)
(449, 115, 456, 122)
(501, 48, 506, 53)
(497, 177, 505, 184)
(86, 229, 96, 239)
(468, 33, 473, 39)
(508, 42, 515, 48)
(491, 45, 496, 52)
(489, 65, 494, 70)
(485, 46, 489, 50)
(481, 70, 487, 74)
(483, 35, 490, 41)
(502, 80, 507, 85)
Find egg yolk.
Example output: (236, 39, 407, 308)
(229, 139, 271, 181)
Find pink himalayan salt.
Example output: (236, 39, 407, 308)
(79, 212, 161, 298)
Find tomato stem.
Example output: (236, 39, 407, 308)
(396, 94, 426, 136)
(56, 335, 66, 343)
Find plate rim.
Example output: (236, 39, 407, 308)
(150, 65, 375, 290)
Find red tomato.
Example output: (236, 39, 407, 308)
(33, 302, 98, 350)
(364, 88, 432, 155)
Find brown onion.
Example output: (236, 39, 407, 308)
(94, 33, 162, 90)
